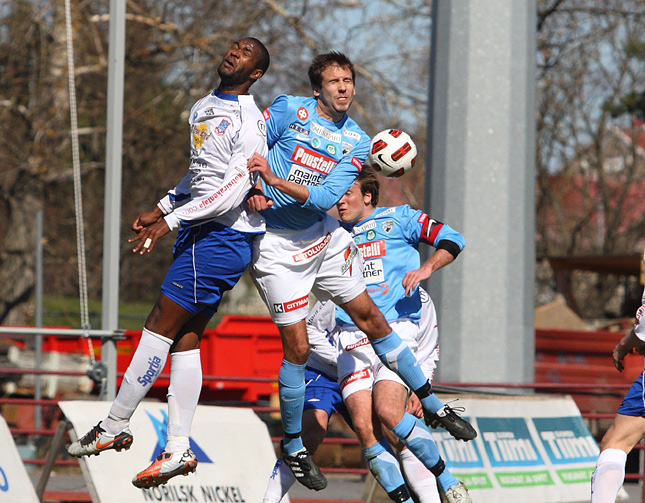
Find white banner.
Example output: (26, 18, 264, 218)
(60, 401, 287, 503)
(0, 415, 39, 503)
(433, 394, 617, 502)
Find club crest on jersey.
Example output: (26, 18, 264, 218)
(297, 107, 308, 121)
(342, 142, 353, 155)
(366, 230, 376, 241)
(214, 119, 230, 135)
(326, 144, 337, 155)
(381, 219, 394, 234)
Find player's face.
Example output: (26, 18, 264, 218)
(217, 38, 262, 85)
(336, 182, 371, 224)
(313, 64, 356, 122)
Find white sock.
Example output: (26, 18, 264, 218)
(102, 328, 172, 435)
(399, 448, 441, 503)
(262, 458, 296, 503)
(166, 349, 202, 453)
(591, 448, 627, 503)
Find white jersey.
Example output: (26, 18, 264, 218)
(305, 299, 339, 379)
(158, 90, 268, 233)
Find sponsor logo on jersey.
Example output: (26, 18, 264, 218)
(191, 123, 210, 150)
(204, 108, 215, 116)
(351, 156, 363, 171)
(339, 367, 371, 390)
(326, 144, 337, 155)
(342, 142, 353, 156)
(311, 122, 342, 143)
(293, 233, 332, 263)
(418, 213, 428, 224)
(273, 295, 309, 314)
(214, 119, 230, 135)
(297, 107, 308, 120)
(363, 258, 385, 284)
(257, 120, 266, 136)
(341, 246, 357, 275)
(263, 109, 270, 120)
(366, 230, 376, 241)
(290, 146, 337, 174)
(367, 283, 389, 296)
(352, 220, 376, 235)
(344, 338, 371, 352)
(137, 356, 162, 387)
(357, 240, 386, 259)
(287, 165, 325, 186)
(289, 123, 309, 136)
(343, 129, 361, 142)
(378, 207, 396, 217)
(381, 219, 394, 234)
(312, 137, 321, 148)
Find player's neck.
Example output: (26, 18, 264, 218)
(315, 102, 344, 123)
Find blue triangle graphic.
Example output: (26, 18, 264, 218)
(144, 409, 213, 463)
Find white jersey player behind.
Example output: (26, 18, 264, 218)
(262, 287, 441, 503)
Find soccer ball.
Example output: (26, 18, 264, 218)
(367, 129, 418, 178)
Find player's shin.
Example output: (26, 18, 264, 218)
(262, 457, 297, 503)
(392, 414, 458, 493)
(278, 359, 306, 454)
(370, 332, 441, 412)
(363, 440, 412, 503)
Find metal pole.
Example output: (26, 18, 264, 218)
(34, 211, 43, 432)
(101, 0, 126, 400)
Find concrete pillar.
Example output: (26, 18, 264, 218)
(425, 0, 537, 384)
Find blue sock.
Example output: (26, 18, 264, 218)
(363, 440, 411, 502)
(278, 359, 305, 454)
(392, 414, 458, 492)
(371, 332, 446, 413)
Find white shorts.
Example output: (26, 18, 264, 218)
(252, 214, 366, 326)
(336, 296, 440, 400)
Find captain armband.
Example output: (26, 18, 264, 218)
(436, 240, 461, 259)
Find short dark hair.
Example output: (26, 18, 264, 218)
(308, 52, 355, 90)
(356, 164, 380, 207)
(245, 37, 270, 74)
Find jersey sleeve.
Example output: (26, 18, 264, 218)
(403, 207, 465, 255)
(157, 173, 192, 214)
(302, 135, 369, 212)
(163, 117, 267, 230)
(264, 95, 290, 149)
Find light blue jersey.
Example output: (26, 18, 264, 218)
(336, 205, 465, 324)
(261, 95, 370, 230)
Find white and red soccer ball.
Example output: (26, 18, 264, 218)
(367, 129, 417, 178)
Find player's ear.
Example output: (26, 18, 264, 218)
(312, 87, 321, 99)
(250, 68, 264, 82)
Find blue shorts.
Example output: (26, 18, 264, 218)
(617, 371, 645, 417)
(161, 221, 256, 318)
(304, 367, 352, 427)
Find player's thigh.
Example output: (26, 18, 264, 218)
(312, 224, 366, 306)
(600, 413, 645, 452)
(252, 233, 317, 326)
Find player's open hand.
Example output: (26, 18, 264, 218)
(132, 206, 164, 233)
(402, 266, 432, 297)
(248, 153, 279, 186)
(407, 393, 423, 419)
(129, 219, 170, 255)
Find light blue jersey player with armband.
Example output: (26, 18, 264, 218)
(247, 52, 476, 494)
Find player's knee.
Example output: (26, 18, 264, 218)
(375, 407, 401, 431)
(283, 341, 310, 365)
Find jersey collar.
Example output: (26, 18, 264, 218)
(212, 89, 239, 101)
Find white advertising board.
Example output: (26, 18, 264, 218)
(0, 415, 39, 503)
(60, 401, 287, 503)
(433, 394, 618, 502)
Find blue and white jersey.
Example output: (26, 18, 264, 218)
(261, 95, 370, 230)
(336, 205, 465, 324)
(158, 90, 267, 234)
